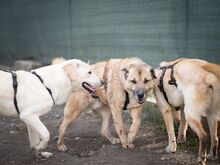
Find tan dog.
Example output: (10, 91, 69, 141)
(57, 58, 156, 151)
(153, 58, 220, 165)
(0, 59, 103, 158)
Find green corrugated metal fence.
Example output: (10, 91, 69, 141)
(0, 0, 219, 66)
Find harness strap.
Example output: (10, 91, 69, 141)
(91, 95, 99, 99)
(158, 60, 182, 107)
(32, 71, 55, 104)
(11, 71, 20, 115)
(158, 68, 170, 105)
(123, 91, 130, 110)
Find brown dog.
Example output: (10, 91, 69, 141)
(57, 58, 156, 151)
(153, 58, 220, 165)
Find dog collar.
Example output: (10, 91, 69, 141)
(123, 91, 130, 110)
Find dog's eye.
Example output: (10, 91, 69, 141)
(144, 78, 148, 84)
(130, 79, 136, 84)
(88, 71, 92, 75)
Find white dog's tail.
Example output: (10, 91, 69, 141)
(52, 57, 66, 65)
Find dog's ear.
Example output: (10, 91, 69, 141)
(150, 68, 157, 79)
(121, 68, 128, 72)
(63, 63, 79, 81)
(121, 67, 129, 80)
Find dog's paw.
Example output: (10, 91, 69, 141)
(177, 135, 186, 144)
(121, 142, 128, 149)
(35, 143, 47, 151)
(57, 144, 67, 152)
(110, 137, 121, 144)
(127, 143, 134, 148)
(121, 142, 134, 149)
(198, 158, 206, 165)
(165, 145, 176, 153)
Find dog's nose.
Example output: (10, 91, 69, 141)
(136, 89, 145, 99)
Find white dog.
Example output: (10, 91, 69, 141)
(0, 59, 103, 158)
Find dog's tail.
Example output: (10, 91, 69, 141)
(52, 57, 66, 65)
(202, 63, 220, 82)
(159, 58, 186, 67)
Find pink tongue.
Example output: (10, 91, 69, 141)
(87, 84, 95, 92)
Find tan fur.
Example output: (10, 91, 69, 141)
(57, 58, 155, 151)
(154, 58, 220, 164)
(202, 63, 220, 82)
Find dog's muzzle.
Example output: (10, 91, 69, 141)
(82, 82, 96, 94)
(134, 89, 146, 104)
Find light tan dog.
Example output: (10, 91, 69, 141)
(153, 58, 220, 165)
(57, 58, 156, 151)
(0, 59, 103, 158)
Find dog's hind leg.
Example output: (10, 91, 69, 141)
(27, 125, 40, 149)
(21, 115, 52, 159)
(184, 107, 207, 165)
(161, 107, 177, 153)
(207, 113, 218, 160)
(127, 107, 142, 148)
(57, 107, 84, 152)
(177, 108, 188, 144)
(57, 92, 90, 152)
(94, 106, 120, 144)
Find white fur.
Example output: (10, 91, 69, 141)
(0, 59, 102, 158)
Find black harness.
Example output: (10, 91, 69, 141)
(123, 91, 130, 110)
(5, 70, 55, 116)
(32, 71, 55, 104)
(11, 71, 20, 115)
(158, 61, 181, 107)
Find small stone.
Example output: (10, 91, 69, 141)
(75, 137, 81, 140)
(10, 130, 16, 134)
(55, 114, 61, 119)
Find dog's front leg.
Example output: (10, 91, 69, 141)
(161, 107, 177, 153)
(127, 107, 142, 148)
(110, 105, 128, 148)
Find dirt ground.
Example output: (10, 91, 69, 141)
(0, 103, 218, 165)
